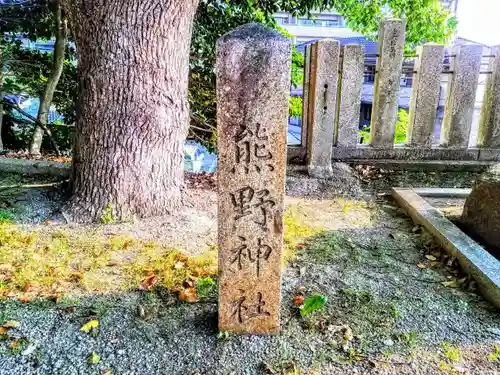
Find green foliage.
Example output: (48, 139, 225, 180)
(300, 294, 327, 317)
(289, 96, 303, 118)
(253, 0, 455, 49)
(196, 276, 216, 300)
(0, 210, 15, 224)
(360, 108, 409, 144)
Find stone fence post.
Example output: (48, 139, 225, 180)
(336, 44, 364, 147)
(306, 39, 340, 178)
(477, 45, 500, 148)
(407, 44, 445, 147)
(216, 23, 291, 334)
(370, 19, 406, 148)
(440, 44, 482, 148)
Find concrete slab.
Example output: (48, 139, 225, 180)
(392, 187, 500, 309)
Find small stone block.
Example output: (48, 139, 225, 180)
(216, 23, 291, 334)
(477, 45, 500, 148)
(440, 44, 482, 148)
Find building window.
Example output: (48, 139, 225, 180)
(275, 17, 289, 25)
(364, 66, 376, 83)
(297, 16, 342, 27)
(298, 18, 316, 26)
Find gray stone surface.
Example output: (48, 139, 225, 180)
(462, 164, 500, 257)
(440, 44, 482, 148)
(306, 39, 340, 178)
(370, 19, 406, 148)
(393, 188, 500, 309)
(336, 44, 364, 148)
(478, 45, 500, 148)
(216, 23, 291, 334)
(407, 44, 445, 147)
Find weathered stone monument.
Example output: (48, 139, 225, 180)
(370, 19, 405, 148)
(462, 164, 500, 256)
(216, 23, 291, 334)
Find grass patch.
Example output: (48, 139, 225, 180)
(283, 207, 323, 264)
(0, 223, 217, 300)
(300, 231, 354, 265)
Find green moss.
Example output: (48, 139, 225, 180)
(100, 203, 115, 224)
(442, 342, 462, 363)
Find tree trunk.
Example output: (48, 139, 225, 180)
(30, 1, 67, 155)
(62, 0, 199, 222)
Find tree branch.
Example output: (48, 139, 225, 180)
(2, 98, 61, 155)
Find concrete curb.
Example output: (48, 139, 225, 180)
(392, 187, 500, 309)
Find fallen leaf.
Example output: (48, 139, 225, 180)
(2, 320, 20, 329)
(416, 263, 427, 269)
(292, 295, 305, 307)
(174, 261, 185, 270)
(88, 352, 100, 364)
(0, 327, 8, 335)
(425, 255, 437, 261)
(442, 280, 459, 288)
(179, 287, 198, 303)
(18, 295, 32, 303)
(300, 294, 327, 318)
(103, 371, 112, 375)
(80, 320, 99, 333)
(139, 274, 157, 291)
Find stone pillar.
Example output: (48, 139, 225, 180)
(216, 23, 290, 334)
(301, 44, 312, 147)
(407, 44, 445, 147)
(440, 44, 482, 148)
(306, 40, 340, 178)
(477, 45, 500, 148)
(370, 19, 406, 148)
(336, 44, 364, 147)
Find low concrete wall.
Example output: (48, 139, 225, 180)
(0, 158, 71, 178)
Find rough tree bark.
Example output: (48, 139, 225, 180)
(30, 1, 67, 155)
(62, 0, 199, 222)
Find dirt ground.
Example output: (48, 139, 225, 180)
(0, 167, 499, 375)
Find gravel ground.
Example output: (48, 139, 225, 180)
(1, 167, 500, 375)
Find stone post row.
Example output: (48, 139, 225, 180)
(216, 23, 290, 334)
